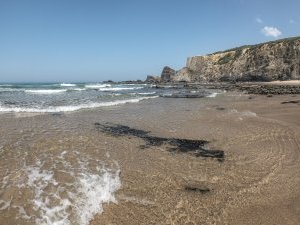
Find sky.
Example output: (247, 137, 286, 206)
(0, 0, 299, 82)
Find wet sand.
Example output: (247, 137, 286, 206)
(1, 92, 300, 225)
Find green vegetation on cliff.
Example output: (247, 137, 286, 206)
(211, 36, 300, 56)
(183, 36, 300, 82)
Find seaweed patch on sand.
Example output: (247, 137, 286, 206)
(281, 100, 300, 105)
(95, 123, 224, 160)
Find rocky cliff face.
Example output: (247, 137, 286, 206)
(176, 37, 300, 82)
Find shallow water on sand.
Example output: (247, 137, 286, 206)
(0, 114, 121, 225)
(1, 93, 300, 225)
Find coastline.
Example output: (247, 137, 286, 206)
(0, 88, 300, 224)
(151, 80, 300, 95)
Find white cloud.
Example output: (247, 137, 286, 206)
(261, 26, 282, 38)
(256, 17, 263, 24)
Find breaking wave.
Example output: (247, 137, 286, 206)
(25, 89, 67, 94)
(85, 84, 111, 89)
(60, 83, 77, 87)
(99, 87, 144, 91)
(0, 97, 157, 113)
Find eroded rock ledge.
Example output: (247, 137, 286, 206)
(147, 37, 300, 83)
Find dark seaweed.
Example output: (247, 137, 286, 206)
(281, 100, 300, 104)
(185, 186, 210, 193)
(95, 123, 224, 159)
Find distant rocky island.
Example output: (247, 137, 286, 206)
(146, 36, 300, 83)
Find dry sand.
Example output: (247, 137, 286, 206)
(268, 80, 300, 85)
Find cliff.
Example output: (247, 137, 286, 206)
(175, 37, 300, 82)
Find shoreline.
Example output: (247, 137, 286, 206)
(0, 90, 300, 224)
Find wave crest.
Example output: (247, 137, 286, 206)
(0, 96, 157, 113)
(25, 89, 67, 94)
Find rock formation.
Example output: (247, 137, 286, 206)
(173, 67, 192, 82)
(157, 37, 300, 82)
(145, 75, 161, 83)
(145, 67, 177, 83)
(160, 66, 176, 82)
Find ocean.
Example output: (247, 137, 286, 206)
(0, 82, 160, 113)
(0, 82, 219, 113)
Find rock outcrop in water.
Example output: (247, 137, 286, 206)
(153, 37, 300, 82)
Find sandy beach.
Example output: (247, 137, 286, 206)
(0, 90, 300, 225)
(268, 80, 300, 85)
(1, 0, 299, 224)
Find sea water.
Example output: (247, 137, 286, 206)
(0, 83, 159, 113)
(0, 82, 221, 113)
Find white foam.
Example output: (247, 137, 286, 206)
(99, 87, 143, 91)
(85, 84, 111, 89)
(241, 111, 257, 117)
(207, 92, 219, 98)
(138, 92, 156, 95)
(0, 199, 11, 210)
(60, 83, 76, 87)
(67, 88, 86, 92)
(21, 157, 121, 225)
(25, 89, 67, 94)
(75, 170, 120, 225)
(0, 88, 24, 92)
(230, 109, 257, 117)
(0, 96, 157, 113)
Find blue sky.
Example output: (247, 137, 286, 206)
(0, 0, 299, 82)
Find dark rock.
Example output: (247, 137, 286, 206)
(238, 84, 300, 95)
(161, 66, 176, 82)
(145, 75, 161, 83)
(161, 93, 206, 98)
(102, 80, 116, 84)
(201, 82, 300, 95)
(95, 123, 224, 160)
(121, 80, 145, 84)
(160, 90, 211, 98)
